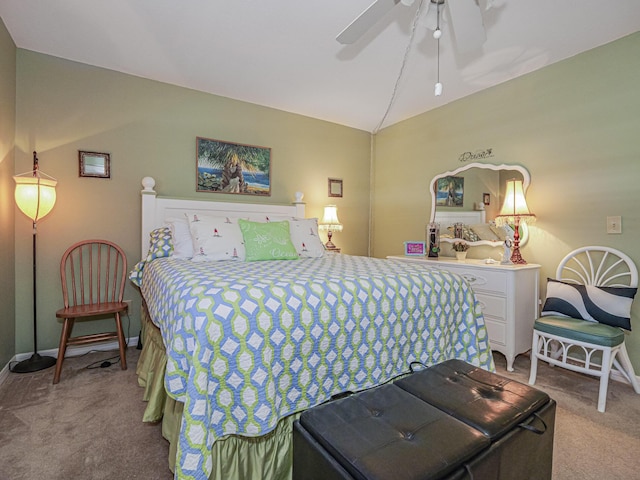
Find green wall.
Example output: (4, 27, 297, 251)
(6, 27, 640, 378)
(0, 18, 16, 366)
(13, 50, 371, 355)
(372, 32, 640, 370)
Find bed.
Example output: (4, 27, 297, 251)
(132, 177, 495, 480)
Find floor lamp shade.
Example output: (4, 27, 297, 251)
(14, 175, 57, 222)
(11, 151, 58, 374)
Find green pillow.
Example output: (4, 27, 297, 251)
(238, 219, 299, 261)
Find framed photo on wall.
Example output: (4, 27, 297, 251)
(79, 151, 110, 178)
(328, 178, 343, 198)
(196, 137, 271, 196)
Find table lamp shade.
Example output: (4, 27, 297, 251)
(497, 179, 535, 223)
(319, 205, 343, 232)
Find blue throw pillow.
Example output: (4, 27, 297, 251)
(541, 278, 636, 330)
(129, 227, 174, 286)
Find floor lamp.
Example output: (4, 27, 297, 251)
(11, 151, 58, 373)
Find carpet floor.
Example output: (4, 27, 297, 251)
(0, 347, 638, 479)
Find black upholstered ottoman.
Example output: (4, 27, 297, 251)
(293, 359, 555, 480)
(396, 359, 555, 480)
(293, 383, 489, 480)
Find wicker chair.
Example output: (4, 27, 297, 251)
(529, 246, 640, 412)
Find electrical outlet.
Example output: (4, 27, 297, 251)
(606, 216, 622, 234)
(124, 299, 133, 311)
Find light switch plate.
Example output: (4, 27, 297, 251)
(606, 216, 622, 234)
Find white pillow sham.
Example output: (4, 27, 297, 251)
(185, 213, 247, 261)
(288, 218, 325, 258)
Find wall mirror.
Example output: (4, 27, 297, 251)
(429, 162, 531, 247)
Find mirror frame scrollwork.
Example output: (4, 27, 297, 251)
(429, 162, 531, 247)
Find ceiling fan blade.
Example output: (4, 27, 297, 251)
(446, 0, 486, 53)
(336, 0, 402, 45)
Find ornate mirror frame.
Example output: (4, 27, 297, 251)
(429, 162, 531, 247)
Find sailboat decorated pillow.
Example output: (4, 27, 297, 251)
(541, 278, 637, 330)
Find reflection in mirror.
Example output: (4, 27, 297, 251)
(429, 163, 530, 247)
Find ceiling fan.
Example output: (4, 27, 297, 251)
(336, 0, 487, 53)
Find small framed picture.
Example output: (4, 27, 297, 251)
(483, 193, 490, 205)
(404, 241, 426, 256)
(79, 151, 110, 178)
(328, 178, 343, 198)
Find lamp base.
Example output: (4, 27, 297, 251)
(11, 353, 57, 373)
(324, 230, 338, 250)
(510, 246, 527, 264)
(509, 217, 527, 264)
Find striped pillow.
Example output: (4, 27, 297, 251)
(541, 278, 636, 330)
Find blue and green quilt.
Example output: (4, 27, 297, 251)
(139, 254, 494, 480)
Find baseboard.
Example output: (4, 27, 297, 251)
(610, 368, 640, 387)
(0, 336, 139, 387)
(560, 354, 640, 387)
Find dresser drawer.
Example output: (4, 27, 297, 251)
(484, 317, 506, 347)
(475, 293, 507, 320)
(440, 266, 508, 295)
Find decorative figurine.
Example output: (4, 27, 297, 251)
(501, 237, 514, 265)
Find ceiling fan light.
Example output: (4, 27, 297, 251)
(400, 0, 416, 6)
(433, 28, 442, 39)
(435, 82, 443, 96)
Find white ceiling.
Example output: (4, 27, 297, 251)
(2, 0, 640, 132)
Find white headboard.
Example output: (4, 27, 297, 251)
(140, 177, 305, 256)
(434, 210, 486, 226)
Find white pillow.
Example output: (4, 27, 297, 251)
(470, 223, 500, 241)
(185, 213, 246, 261)
(165, 217, 194, 259)
(288, 218, 325, 258)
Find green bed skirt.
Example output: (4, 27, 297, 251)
(136, 304, 299, 480)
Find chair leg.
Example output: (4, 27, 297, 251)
(528, 331, 540, 386)
(614, 344, 640, 394)
(115, 312, 127, 370)
(597, 348, 615, 413)
(53, 318, 74, 384)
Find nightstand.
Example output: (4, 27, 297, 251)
(388, 255, 540, 372)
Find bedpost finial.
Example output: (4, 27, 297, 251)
(142, 176, 156, 192)
(294, 191, 304, 203)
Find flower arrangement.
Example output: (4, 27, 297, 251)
(452, 240, 469, 252)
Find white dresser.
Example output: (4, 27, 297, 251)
(387, 256, 540, 372)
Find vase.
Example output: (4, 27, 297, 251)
(455, 251, 467, 261)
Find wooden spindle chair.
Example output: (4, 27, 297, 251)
(53, 239, 129, 384)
